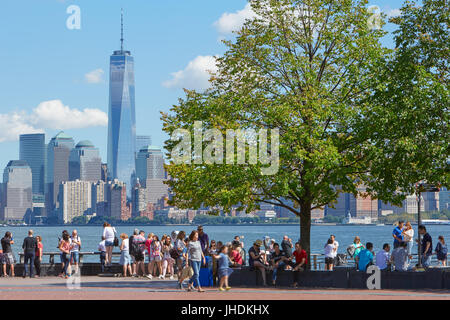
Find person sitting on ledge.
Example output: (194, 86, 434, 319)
(270, 243, 288, 285)
(355, 242, 374, 272)
(391, 241, 410, 271)
(287, 242, 307, 288)
(375, 243, 391, 271)
(248, 240, 269, 286)
(229, 241, 243, 267)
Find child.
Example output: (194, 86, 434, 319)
(213, 245, 233, 291)
(324, 238, 335, 271)
(435, 236, 447, 267)
(98, 236, 107, 273)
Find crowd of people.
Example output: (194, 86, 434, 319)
(0, 221, 447, 291)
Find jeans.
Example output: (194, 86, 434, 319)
(422, 254, 432, 268)
(24, 253, 35, 278)
(189, 260, 201, 288)
(34, 257, 41, 276)
(100, 252, 106, 273)
(272, 261, 286, 282)
(406, 241, 413, 264)
(61, 253, 70, 276)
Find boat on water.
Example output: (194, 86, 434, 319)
(421, 219, 450, 226)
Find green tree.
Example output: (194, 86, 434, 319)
(70, 216, 89, 225)
(162, 0, 447, 264)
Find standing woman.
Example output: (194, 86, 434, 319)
(435, 236, 447, 267)
(187, 230, 206, 292)
(149, 235, 163, 279)
(58, 232, 71, 279)
(352, 236, 365, 267)
(402, 221, 414, 263)
(102, 223, 116, 266)
(175, 231, 186, 279)
(119, 233, 132, 277)
(34, 236, 43, 277)
(161, 236, 175, 279)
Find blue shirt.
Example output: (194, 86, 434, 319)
(357, 249, 374, 271)
(393, 226, 403, 245)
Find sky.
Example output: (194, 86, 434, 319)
(0, 0, 406, 172)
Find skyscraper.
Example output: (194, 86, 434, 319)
(136, 135, 152, 155)
(59, 180, 93, 224)
(135, 145, 168, 204)
(69, 140, 102, 182)
(0, 160, 32, 222)
(19, 133, 46, 195)
(45, 131, 75, 216)
(107, 11, 136, 195)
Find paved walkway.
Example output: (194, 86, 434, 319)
(0, 276, 449, 300)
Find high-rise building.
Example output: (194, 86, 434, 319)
(439, 187, 449, 212)
(59, 180, 93, 224)
(19, 133, 46, 196)
(92, 180, 107, 216)
(325, 190, 350, 217)
(136, 135, 152, 156)
(107, 12, 136, 195)
(101, 163, 108, 182)
(45, 131, 75, 216)
(135, 145, 168, 204)
(0, 160, 33, 222)
(69, 140, 102, 182)
(349, 186, 378, 220)
(106, 179, 131, 220)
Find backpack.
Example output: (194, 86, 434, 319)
(347, 245, 356, 258)
(336, 253, 347, 266)
(169, 247, 180, 259)
(439, 243, 448, 255)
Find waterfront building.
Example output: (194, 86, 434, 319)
(439, 187, 449, 212)
(69, 140, 102, 182)
(107, 12, 136, 194)
(59, 180, 92, 224)
(349, 187, 379, 220)
(19, 133, 46, 195)
(325, 190, 350, 217)
(45, 131, 75, 216)
(92, 180, 107, 216)
(101, 163, 108, 182)
(423, 191, 439, 212)
(0, 160, 32, 222)
(404, 194, 424, 214)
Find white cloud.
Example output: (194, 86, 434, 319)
(85, 68, 104, 84)
(0, 100, 107, 142)
(213, 3, 257, 35)
(162, 55, 219, 91)
(386, 8, 401, 18)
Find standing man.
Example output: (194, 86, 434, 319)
(70, 230, 81, 275)
(418, 225, 433, 268)
(1, 232, 15, 277)
(329, 235, 339, 265)
(197, 226, 209, 256)
(22, 230, 37, 278)
(392, 221, 404, 249)
(281, 235, 293, 258)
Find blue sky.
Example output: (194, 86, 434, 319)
(0, 0, 405, 171)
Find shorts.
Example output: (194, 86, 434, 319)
(151, 255, 162, 262)
(3, 252, 15, 265)
(325, 257, 334, 265)
(70, 251, 80, 263)
(120, 251, 131, 265)
(134, 252, 145, 262)
(105, 240, 114, 247)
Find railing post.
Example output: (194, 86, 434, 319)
(313, 255, 317, 270)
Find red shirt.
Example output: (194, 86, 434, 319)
(36, 242, 43, 257)
(230, 250, 243, 265)
(293, 249, 307, 265)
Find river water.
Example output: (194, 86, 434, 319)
(1, 224, 448, 263)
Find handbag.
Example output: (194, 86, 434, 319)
(169, 247, 180, 259)
(181, 266, 194, 278)
(113, 228, 119, 247)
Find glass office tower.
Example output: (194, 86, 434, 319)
(107, 31, 136, 195)
(19, 133, 46, 195)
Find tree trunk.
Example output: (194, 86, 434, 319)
(299, 202, 312, 269)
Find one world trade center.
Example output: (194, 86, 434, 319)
(107, 10, 136, 194)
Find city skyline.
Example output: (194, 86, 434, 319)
(0, 0, 404, 171)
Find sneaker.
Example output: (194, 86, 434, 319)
(169, 275, 174, 280)
(146, 274, 152, 279)
(219, 287, 225, 291)
(159, 275, 164, 279)
(225, 286, 232, 291)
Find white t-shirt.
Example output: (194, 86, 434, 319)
(70, 236, 81, 252)
(375, 250, 390, 270)
(404, 229, 414, 242)
(324, 244, 334, 258)
(331, 240, 339, 258)
(103, 227, 116, 242)
(121, 238, 129, 252)
(98, 240, 106, 252)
